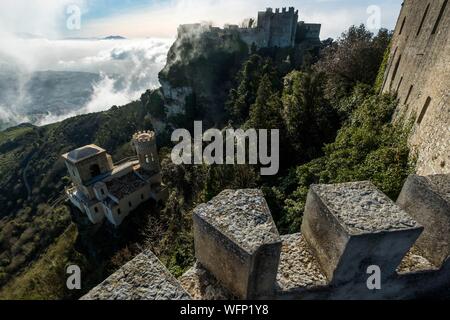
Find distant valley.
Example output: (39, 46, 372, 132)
(0, 70, 100, 129)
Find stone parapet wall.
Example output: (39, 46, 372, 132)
(83, 174, 450, 300)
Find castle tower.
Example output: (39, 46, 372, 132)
(256, 7, 299, 48)
(132, 131, 160, 174)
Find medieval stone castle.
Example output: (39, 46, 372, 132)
(179, 7, 321, 49)
(63, 131, 167, 227)
(80, 2, 449, 300)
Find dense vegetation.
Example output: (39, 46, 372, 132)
(0, 101, 156, 295)
(0, 24, 414, 299)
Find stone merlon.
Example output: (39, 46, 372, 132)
(301, 181, 423, 284)
(193, 189, 282, 299)
(81, 250, 191, 300)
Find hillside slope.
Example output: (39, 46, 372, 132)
(0, 100, 154, 288)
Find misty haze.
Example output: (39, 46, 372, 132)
(0, 36, 171, 130)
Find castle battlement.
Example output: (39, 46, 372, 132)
(132, 130, 156, 143)
(177, 7, 321, 49)
(82, 173, 450, 300)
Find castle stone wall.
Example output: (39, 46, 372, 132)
(183, 175, 450, 300)
(382, 0, 449, 176)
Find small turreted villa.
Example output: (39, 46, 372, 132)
(62, 131, 168, 227)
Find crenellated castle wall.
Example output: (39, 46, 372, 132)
(82, 173, 450, 300)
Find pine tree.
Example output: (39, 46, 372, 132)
(248, 74, 284, 130)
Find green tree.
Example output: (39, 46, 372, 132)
(226, 55, 279, 124)
(277, 87, 413, 233)
(314, 25, 392, 104)
(247, 75, 284, 130)
(282, 71, 338, 161)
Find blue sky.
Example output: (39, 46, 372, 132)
(0, 0, 404, 39)
(82, 0, 156, 20)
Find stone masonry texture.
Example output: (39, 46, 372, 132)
(382, 0, 449, 176)
(193, 189, 282, 299)
(84, 175, 450, 300)
(397, 174, 450, 266)
(81, 250, 191, 300)
(301, 181, 423, 284)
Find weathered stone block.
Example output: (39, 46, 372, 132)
(81, 250, 191, 300)
(193, 189, 282, 299)
(302, 181, 423, 284)
(397, 174, 450, 267)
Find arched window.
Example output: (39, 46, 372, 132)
(89, 164, 101, 178)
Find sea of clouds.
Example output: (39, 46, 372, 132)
(0, 36, 173, 128)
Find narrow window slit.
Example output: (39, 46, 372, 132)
(399, 17, 406, 35)
(432, 0, 448, 35)
(417, 97, 432, 124)
(416, 3, 430, 36)
(404, 85, 413, 104)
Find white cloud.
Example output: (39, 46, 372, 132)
(0, 38, 172, 128)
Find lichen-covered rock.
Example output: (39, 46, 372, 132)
(397, 245, 438, 274)
(81, 250, 191, 300)
(302, 181, 423, 284)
